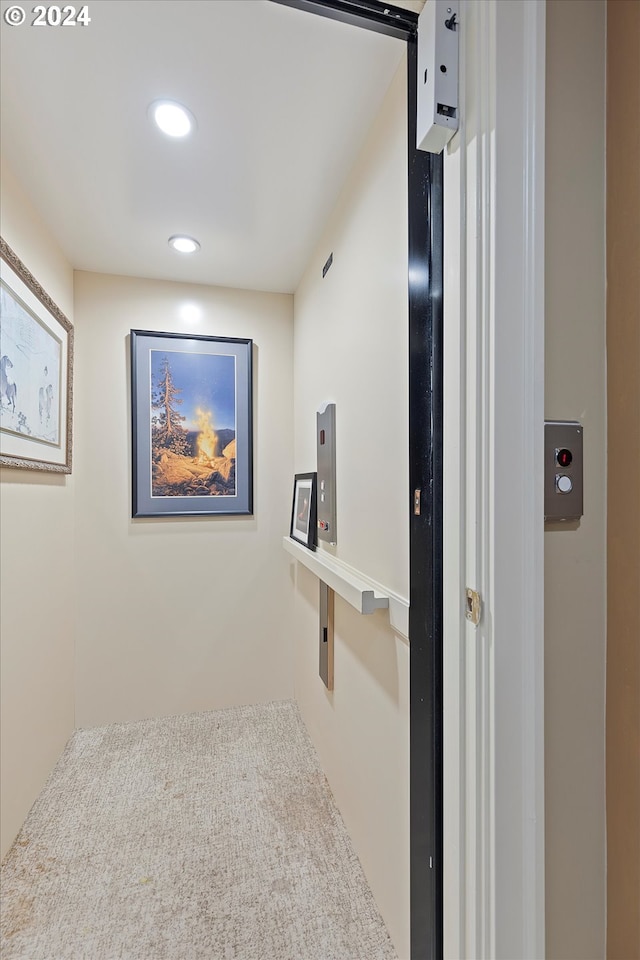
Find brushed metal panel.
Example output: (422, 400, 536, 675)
(317, 402, 337, 544)
(544, 421, 583, 521)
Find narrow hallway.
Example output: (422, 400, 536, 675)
(0, 701, 396, 960)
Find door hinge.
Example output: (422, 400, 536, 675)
(465, 588, 482, 626)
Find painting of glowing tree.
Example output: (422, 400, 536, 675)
(150, 349, 236, 498)
(151, 356, 189, 456)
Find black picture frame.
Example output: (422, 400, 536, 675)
(130, 329, 253, 518)
(290, 472, 317, 551)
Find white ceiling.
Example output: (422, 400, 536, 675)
(0, 0, 407, 294)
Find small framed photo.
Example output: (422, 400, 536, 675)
(290, 472, 317, 551)
(0, 238, 73, 473)
(130, 329, 253, 518)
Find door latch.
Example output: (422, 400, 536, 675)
(465, 588, 482, 626)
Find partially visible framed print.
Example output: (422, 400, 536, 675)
(290, 472, 317, 551)
(130, 329, 253, 518)
(0, 238, 73, 473)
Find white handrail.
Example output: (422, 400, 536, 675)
(282, 536, 409, 640)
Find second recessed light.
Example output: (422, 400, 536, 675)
(169, 235, 200, 254)
(151, 100, 195, 138)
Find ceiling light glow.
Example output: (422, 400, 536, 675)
(169, 235, 200, 254)
(180, 303, 202, 323)
(151, 100, 194, 138)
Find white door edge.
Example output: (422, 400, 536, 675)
(443, 2, 546, 957)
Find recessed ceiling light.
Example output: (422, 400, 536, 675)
(150, 100, 195, 138)
(169, 235, 200, 254)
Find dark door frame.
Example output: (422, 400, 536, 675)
(271, 2, 443, 957)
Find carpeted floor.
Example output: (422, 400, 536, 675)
(0, 700, 397, 960)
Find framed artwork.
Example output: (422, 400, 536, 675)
(130, 329, 253, 518)
(0, 238, 73, 473)
(290, 472, 317, 551)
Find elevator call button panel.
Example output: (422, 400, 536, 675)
(544, 421, 583, 522)
(317, 403, 337, 545)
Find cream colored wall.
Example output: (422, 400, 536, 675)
(544, 2, 607, 956)
(291, 62, 409, 958)
(0, 158, 76, 859)
(73, 271, 295, 727)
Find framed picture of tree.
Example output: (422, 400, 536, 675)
(130, 329, 253, 518)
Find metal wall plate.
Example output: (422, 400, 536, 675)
(319, 581, 334, 690)
(317, 402, 337, 544)
(544, 421, 583, 521)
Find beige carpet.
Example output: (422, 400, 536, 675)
(0, 700, 397, 960)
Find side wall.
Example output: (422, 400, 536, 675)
(544, 3, 607, 956)
(73, 271, 295, 727)
(606, 2, 640, 956)
(0, 159, 76, 858)
(291, 62, 409, 957)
